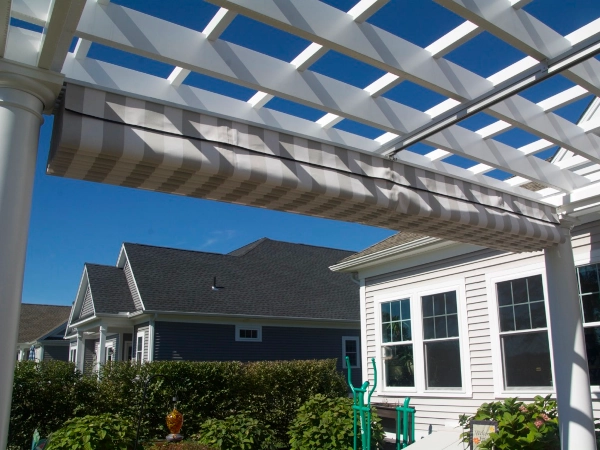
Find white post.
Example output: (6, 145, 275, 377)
(544, 230, 596, 450)
(97, 325, 107, 373)
(76, 331, 85, 371)
(0, 60, 62, 450)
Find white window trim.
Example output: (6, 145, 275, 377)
(136, 331, 145, 362)
(373, 279, 471, 398)
(486, 263, 556, 398)
(69, 343, 77, 363)
(342, 336, 361, 369)
(235, 324, 262, 342)
(105, 341, 115, 362)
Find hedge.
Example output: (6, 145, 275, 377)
(9, 359, 347, 449)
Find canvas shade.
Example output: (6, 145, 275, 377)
(48, 84, 564, 253)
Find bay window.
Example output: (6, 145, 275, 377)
(496, 275, 552, 389)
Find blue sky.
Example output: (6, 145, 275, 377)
(20, 0, 599, 305)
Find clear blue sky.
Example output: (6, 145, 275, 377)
(20, 0, 599, 305)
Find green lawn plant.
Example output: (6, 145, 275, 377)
(459, 396, 559, 450)
(193, 412, 277, 450)
(45, 414, 135, 450)
(288, 394, 385, 450)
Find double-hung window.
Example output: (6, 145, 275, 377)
(136, 332, 144, 362)
(381, 299, 414, 388)
(577, 263, 600, 386)
(342, 336, 360, 368)
(422, 291, 462, 389)
(496, 275, 552, 389)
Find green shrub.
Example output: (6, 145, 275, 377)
(145, 442, 216, 450)
(459, 396, 559, 450)
(45, 414, 135, 450)
(193, 412, 277, 450)
(288, 394, 385, 450)
(10, 359, 346, 449)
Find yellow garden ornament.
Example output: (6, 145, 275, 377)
(166, 408, 184, 442)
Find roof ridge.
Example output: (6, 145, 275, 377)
(21, 303, 71, 308)
(124, 242, 230, 256)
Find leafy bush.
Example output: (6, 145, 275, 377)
(45, 414, 135, 450)
(459, 396, 559, 450)
(145, 442, 216, 450)
(10, 359, 346, 449)
(193, 412, 277, 450)
(288, 394, 385, 450)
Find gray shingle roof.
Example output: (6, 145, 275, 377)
(18, 304, 71, 343)
(86, 264, 136, 314)
(123, 239, 359, 321)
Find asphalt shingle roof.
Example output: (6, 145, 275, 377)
(123, 239, 359, 321)
(86, 264, 136, 314)
(18, 304, 71, 343)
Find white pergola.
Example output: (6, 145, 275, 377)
(1, 0, 599, 448)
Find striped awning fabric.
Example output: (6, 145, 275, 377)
(48, 84, 565, 252)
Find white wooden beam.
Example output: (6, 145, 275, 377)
(73, 38, 91, 59)
(347, 0, 390, 24)
(436, 0, 600, 97)
(0, 0, 11, 58)
(425, 21, 481, 59)
(10, 0, 51, 27)
(208, 0, 600, 163)
(537, 86, 589, 112)
(60, 54, 545, 201)
(73, 1, 588, 193)
(37, 0, 86, 71)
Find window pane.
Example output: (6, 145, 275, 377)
(512, 278, 528, 304)
(527, 276, 544, 301)
(382, 324, 391, 343)
(422, 296, 433, 317)
(425, 340, 462, 388)
(423, 318, 434, 340)
(499, 306, 515, 332)
(579, 265, 600, 294)
(433, 294, 445, 316)
(391, 302, 401, 321)
(401, 299, 411, 320)
(381, 303, 391, 323)
(584, 327, 600, 385)
(446, 294, 457, 314)
(347, 352, 357, 367)
(402, 320, 412, 341)
(514, 304, 531, 331)
(435, 316, 447, 339)
(582, 293, 600, 324)
(497, 281, 513, 306)
(530, 301, 548, 328)
(502, 331, 552, 387)
(384, 345, 414, 387)
(346, 340, 356, 353)
(391, 323, 402, 342)
(447, 314, 459, 338)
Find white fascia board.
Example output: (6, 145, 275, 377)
(116, 243, 127, 268)
(330, 237, 484, 277)
(10, 0, 51, 27)
(436, 0, 600, 97)
(73, 2, 585, 193)
(68, 266, 90, 328)
(37, 0, 86, 71)
(61, 56, 546, 201)
(207, 0, 600, 171)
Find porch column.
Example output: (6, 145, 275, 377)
(0, 61, 62, 450)
(76, 331, 85, 372)
(544, 229, 596, 450)
(97, 325, 107, 372)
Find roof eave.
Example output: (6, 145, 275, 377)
(142, 309, 359, 323)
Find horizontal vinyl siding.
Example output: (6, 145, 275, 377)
(154, 322, 362, 385)
(84, 339, 97, 374)
(363, 220, 600, 435)
(42, 344, 69, 361)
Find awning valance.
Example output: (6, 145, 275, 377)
(48, 84, 564, 252)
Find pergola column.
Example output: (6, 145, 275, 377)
(0, 60, 62, 449)
(544, 227, 596, 450)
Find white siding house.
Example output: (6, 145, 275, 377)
(331, 219, 600, 440)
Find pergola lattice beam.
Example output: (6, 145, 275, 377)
(37, 0, 86, 71)
(209, 0, 600, 165)
(10, 0, 50, 27)
(73, 1, 588, 192)
(436, 0, 600, 96)
(0, 0, 12, 58)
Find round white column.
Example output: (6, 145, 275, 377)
(544, 232, 596, 450)
(0, 73, 57, 450)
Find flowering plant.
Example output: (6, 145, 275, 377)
(459, 396, 559, 449)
